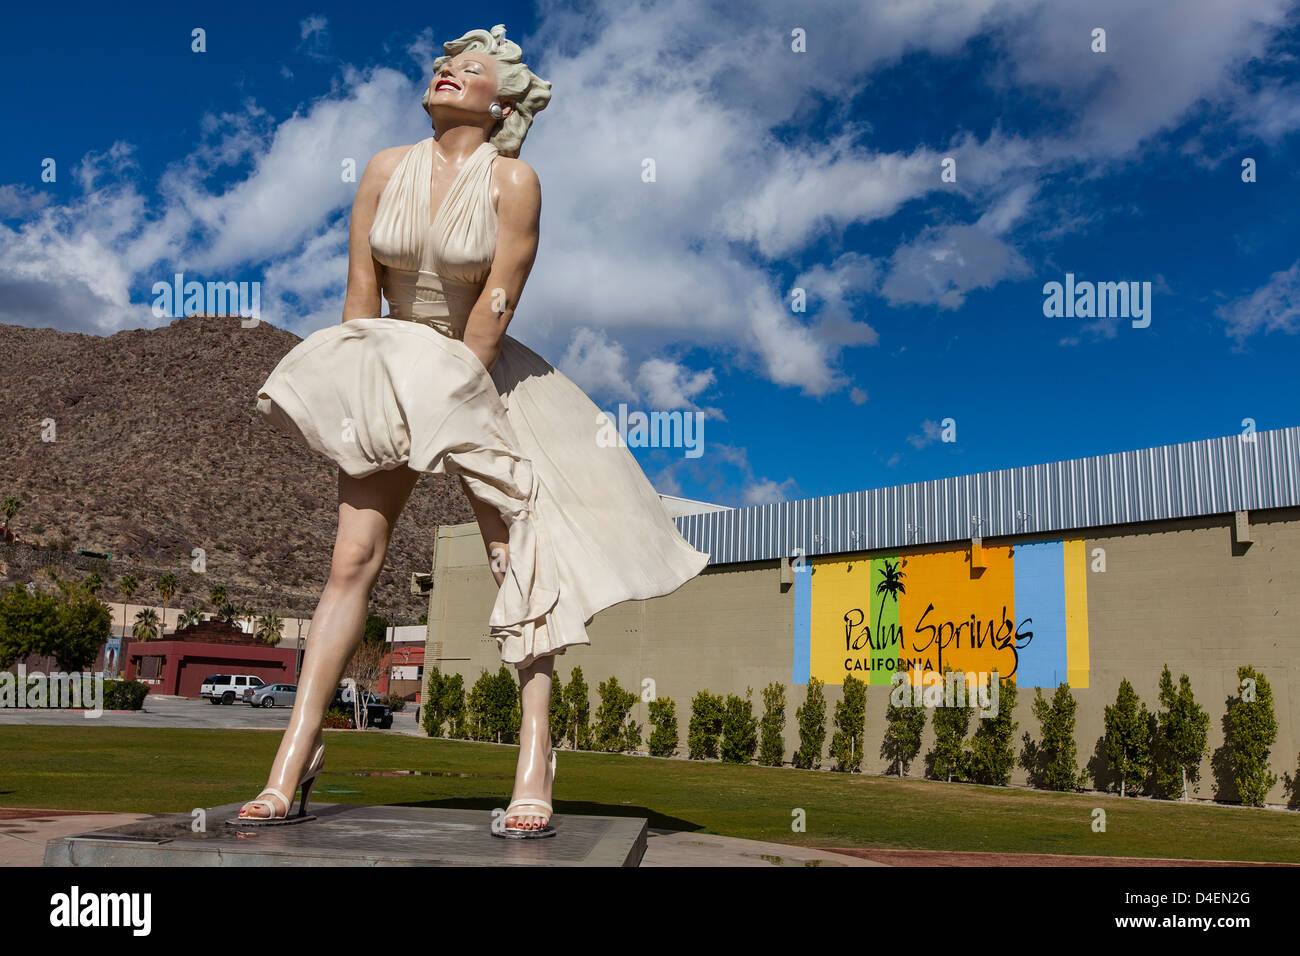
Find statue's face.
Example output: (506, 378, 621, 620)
(428, 52, 500, 115)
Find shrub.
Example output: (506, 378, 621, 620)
(1150, 665, 1210, 801)
(102, 679, 149, 710)
(967, 672, 1018, 785)
(421, 669, 445, 737)
(467, 666, 519, 743)
(882, 675, 926, 777)
(1225, 665, 1279, 807)
(1102, 677, 1151, 797)
(549, 671, 566, 748)
(792, 677, 827, 769)
(441, 673, 466, 739)
(927, 667, 974, 781)
(688, 690, 724, 759)
(757, 682, 786, 767)
(720, 688, 758, 764)
(829, 674, 866, 773)
(647, 696, 679, 757)
(1029, 683, 1085, 791)
(593, 676, 641, 753)
(323, 707, 352, 729)
(561, 667, 592, 750)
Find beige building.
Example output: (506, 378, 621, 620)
(422, 427, 1300, 807)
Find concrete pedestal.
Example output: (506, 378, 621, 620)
(44, 803, 646, 867)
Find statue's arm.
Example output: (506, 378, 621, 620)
(342, 146, 409, 321)
(463, 158, 541, 372)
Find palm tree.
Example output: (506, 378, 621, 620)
(133, 608, 161, 642)
(157, 573, 177, 639)
(177, 608, 204, 631)
(0, 495, 20, 541)
(119, 574, 138, 645)
(873, 559, 907, 651)
(85, 571, 103, 594)
(256, 611, 284, 646)
(216, 602, 239, 625)
(240, 603, 256, 636)
(208, 584, 227, 614)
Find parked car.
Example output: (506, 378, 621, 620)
(329, 686, 393, 729)
(200, 674, 264, 705)
(249, 683, 297, 708)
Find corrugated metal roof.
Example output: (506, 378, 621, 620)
(672, 425, 1300, 566)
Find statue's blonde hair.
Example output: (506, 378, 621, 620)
(420, 23, 552, 158)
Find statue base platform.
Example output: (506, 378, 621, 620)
(44, 802, 646, 867)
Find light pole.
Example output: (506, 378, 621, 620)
(385, 624, 395, 696)
(294, 616, 308, 683)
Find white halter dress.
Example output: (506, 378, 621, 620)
(256, 137, 710, 667)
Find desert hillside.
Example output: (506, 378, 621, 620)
(0, 315, 478, 622)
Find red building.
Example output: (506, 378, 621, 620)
(124, 619, 295, 698)
(381, 642, 425, 699)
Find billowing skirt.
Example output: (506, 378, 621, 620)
(255, 317, 710, 667)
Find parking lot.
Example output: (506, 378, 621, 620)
(0, 693, 423, 735)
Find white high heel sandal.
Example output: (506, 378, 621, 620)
(228, 740, 326, 826)
(496, 747, 557, 839)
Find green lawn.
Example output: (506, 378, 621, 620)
(3, 726, 1297, 863)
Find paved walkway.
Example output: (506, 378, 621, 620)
(1, 809, 153, 867)
(825, 847, 1297, 867)
(0, 695, 423, 734)
(643, 828, 881, 866)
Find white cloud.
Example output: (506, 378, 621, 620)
(636, 357, 718, 412)
(997, 0, 1294, 161)
(0, 184, 53, 219)
(794, 251, 881, 349)
(558, 327, 638, 400)
(881, 222, 1029, 310)
(2, 0, 1296, 391)
(742, 477, 800, 506)
(652, 440, 798, 507)
(906, 419, 945, 450)
(1216, 259, 1300, 341)
(297, 15, 332, 61)
(879, 182, 1037, 309)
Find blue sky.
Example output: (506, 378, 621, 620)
(2, 0, 1299, 508)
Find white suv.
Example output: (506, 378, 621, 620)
(200, 674, 265, 705)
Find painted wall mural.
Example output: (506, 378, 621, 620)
(792, 539, 1090, 689)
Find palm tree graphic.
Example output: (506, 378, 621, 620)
(873, 559, 906, 652)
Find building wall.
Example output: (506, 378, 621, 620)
(124, 641, 296, 697)
(425, 506, 1300, 806)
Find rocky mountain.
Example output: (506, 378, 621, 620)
(0, 315, 478, 622)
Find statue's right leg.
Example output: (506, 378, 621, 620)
(237, 464, 420, 819)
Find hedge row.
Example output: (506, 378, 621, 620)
(418, 662, 1291, 808)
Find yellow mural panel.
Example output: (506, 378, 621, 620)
(798, 537, 1085, 689)
(1064, 538, 1090, 689)
(809, 545, 1026, 686)
(808, 555, 875, 685)
(893, 545, 1019, 682)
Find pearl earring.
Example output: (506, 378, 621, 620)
(489, 102, 503, 119)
